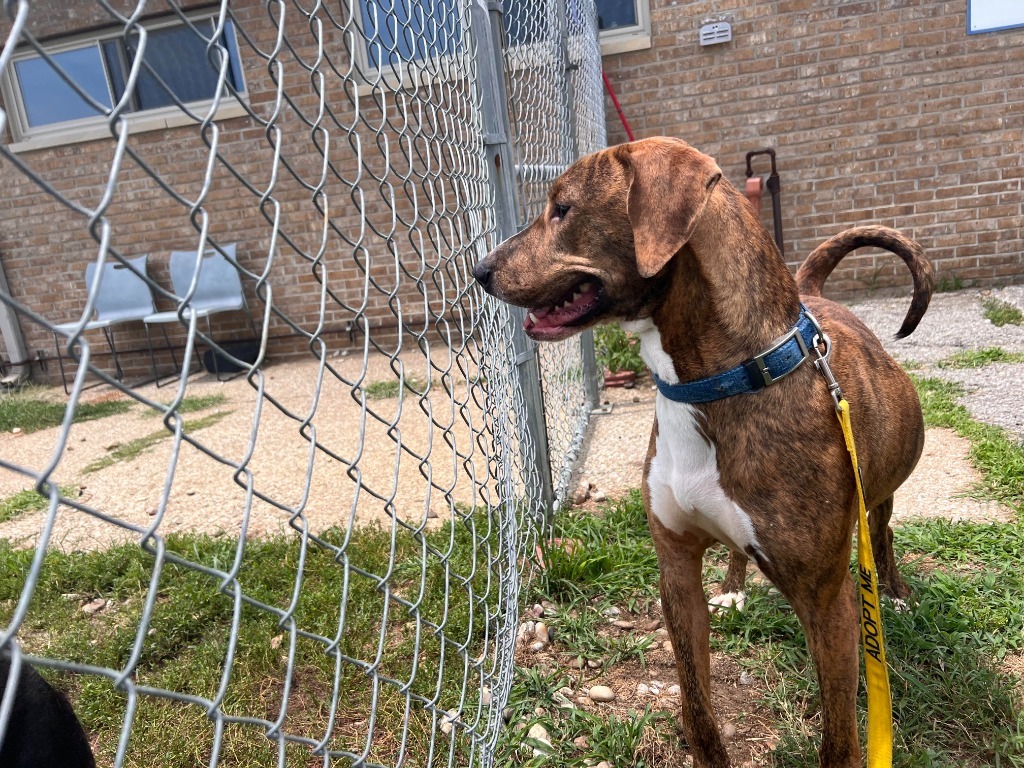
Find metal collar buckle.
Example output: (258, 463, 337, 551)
(744, 323, 809, 388)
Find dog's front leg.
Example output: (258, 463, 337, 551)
(649, 517, 730, 768)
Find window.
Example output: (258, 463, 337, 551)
(968, 0, 1024, 33)
(3, 15, 245, 150)
(595, 0, 651, 55)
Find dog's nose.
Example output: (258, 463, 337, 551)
(472, 259, 493, 291)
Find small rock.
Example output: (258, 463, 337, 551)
(81, 598, 106, 614)
(592, 490, 607, 503)
(502, 707, 514, 723)
(11, 427, 21, 435)
(572, 735, 589, 750)
(636, 683, 650, 697)
(534, 706, 546, 716)
(186, 490, 196, 496)
(528, 723, 552, 756)
(530, 603, 545, 618)
(603, 606, 621, 617)
(632, 395, 641, 403)
(530, 641, 546, 652)
(576, 695, 593, 706)
(596, 762, 613, 768)
(440, 712, 458, 735)
(586, 659, 602, 669)
(481, 686, 491, 706)
(573, 484, 591, 504)
(147, 508, 157, 517)
(557, 686, 575, 698)
(655, 627, 669, 637)
(643, 618, 662, 631)
(663, 640, 674, 652)
(270, 634, 283, 650)
(62, 593, 82, 601)
(739, 671, 754, 686)
(611, 619, 634, 630)
(588, 685, 615, 703)
(535, 621, 550, 644)
(568, 657, 586, 669)
(722, 722, 737, 740)
(541, 600, 556, 611)
(426, 509, 439, 519)
(666, 684, 680, 696)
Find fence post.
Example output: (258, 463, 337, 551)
(470, 0, 555, 514)
(551, 0, 602, 409)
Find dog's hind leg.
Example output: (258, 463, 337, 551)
(870, 495, 911, 601)
(709, 551, 747, 613)
(649, 519, 731, 768)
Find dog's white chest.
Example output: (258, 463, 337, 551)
(622, 319, 760, 552)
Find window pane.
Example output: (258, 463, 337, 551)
(595, 0, 637, 30)
(502, 0, 548, 46)
(14, 45, 112, 127)
(360, 0, 463, 71)
(127, 22, 240, 110)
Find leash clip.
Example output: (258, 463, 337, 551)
(805, 312, 844, 410)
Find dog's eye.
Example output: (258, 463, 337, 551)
(552, 203, 571, 220)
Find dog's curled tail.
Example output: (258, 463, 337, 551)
(796, 225, 933, 339)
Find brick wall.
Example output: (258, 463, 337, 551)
(0, 0, 491, 384)
(601, 0, 1024, 297)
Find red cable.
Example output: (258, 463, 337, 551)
(602, 70, 635, 142)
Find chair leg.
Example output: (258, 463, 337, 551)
(206, 316, 224, 381)
(144, 324, 164, 388)
(103, 327, 124, 382)
(53, 333, 70, 396)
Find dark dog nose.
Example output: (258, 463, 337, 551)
(472, 259, 493, 291)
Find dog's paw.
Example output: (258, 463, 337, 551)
(708, 591, 746, 614)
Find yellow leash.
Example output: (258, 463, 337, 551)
(836, 398, 893, 768)
(810, 317, 892, 766)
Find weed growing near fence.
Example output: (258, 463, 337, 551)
(981, 297, 1024, 327)
(151, 393, 228, 416)
(937, 347, 1024, 369)
(0, 485, 77, 524)
(82, 411, 233, 473)
(0, 394, 133, 434)
(593, 324, 645, 375)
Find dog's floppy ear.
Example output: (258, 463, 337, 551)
(623, 139, 723, 279)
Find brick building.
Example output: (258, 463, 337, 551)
(599, 0, 1024, 295)
(1, 0, 1023, 384)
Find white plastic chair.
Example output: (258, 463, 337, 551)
(143, 243, 256, 384)
(53, 255, 167, 394)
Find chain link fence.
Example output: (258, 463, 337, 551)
(0, 0, 604, 765)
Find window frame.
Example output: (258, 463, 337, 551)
(1, 11, 247, 153)
(597, 0, 651, 56)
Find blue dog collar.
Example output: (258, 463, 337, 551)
(652, 305, 822, 404)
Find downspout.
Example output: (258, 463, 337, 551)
(0, 252, 30, 387)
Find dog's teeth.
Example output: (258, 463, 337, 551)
(528, 312, 538, 324)
(579, 282, 591, 292)
(573, 291, 582, 301)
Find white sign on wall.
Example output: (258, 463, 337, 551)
(969, 0, 1024, 33)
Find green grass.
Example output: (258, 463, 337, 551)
(0, 394, 133, 434)
(0, 484, 78, 524)
(1, 517, 496, 767)
(362, 374, 429, 400)
(982, 297, 1024, 327)
(937, 347, 1024, 369)
(83, 411, 233, 474)
(151, 393, 228, 415)
(912, 375, 1024, 511)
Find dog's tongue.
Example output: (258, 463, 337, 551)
(524, 281, 598, 334)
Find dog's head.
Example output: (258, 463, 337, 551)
(472, 137, 722, 341)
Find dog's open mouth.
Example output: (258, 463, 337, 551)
(523, 278, 605, 340)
